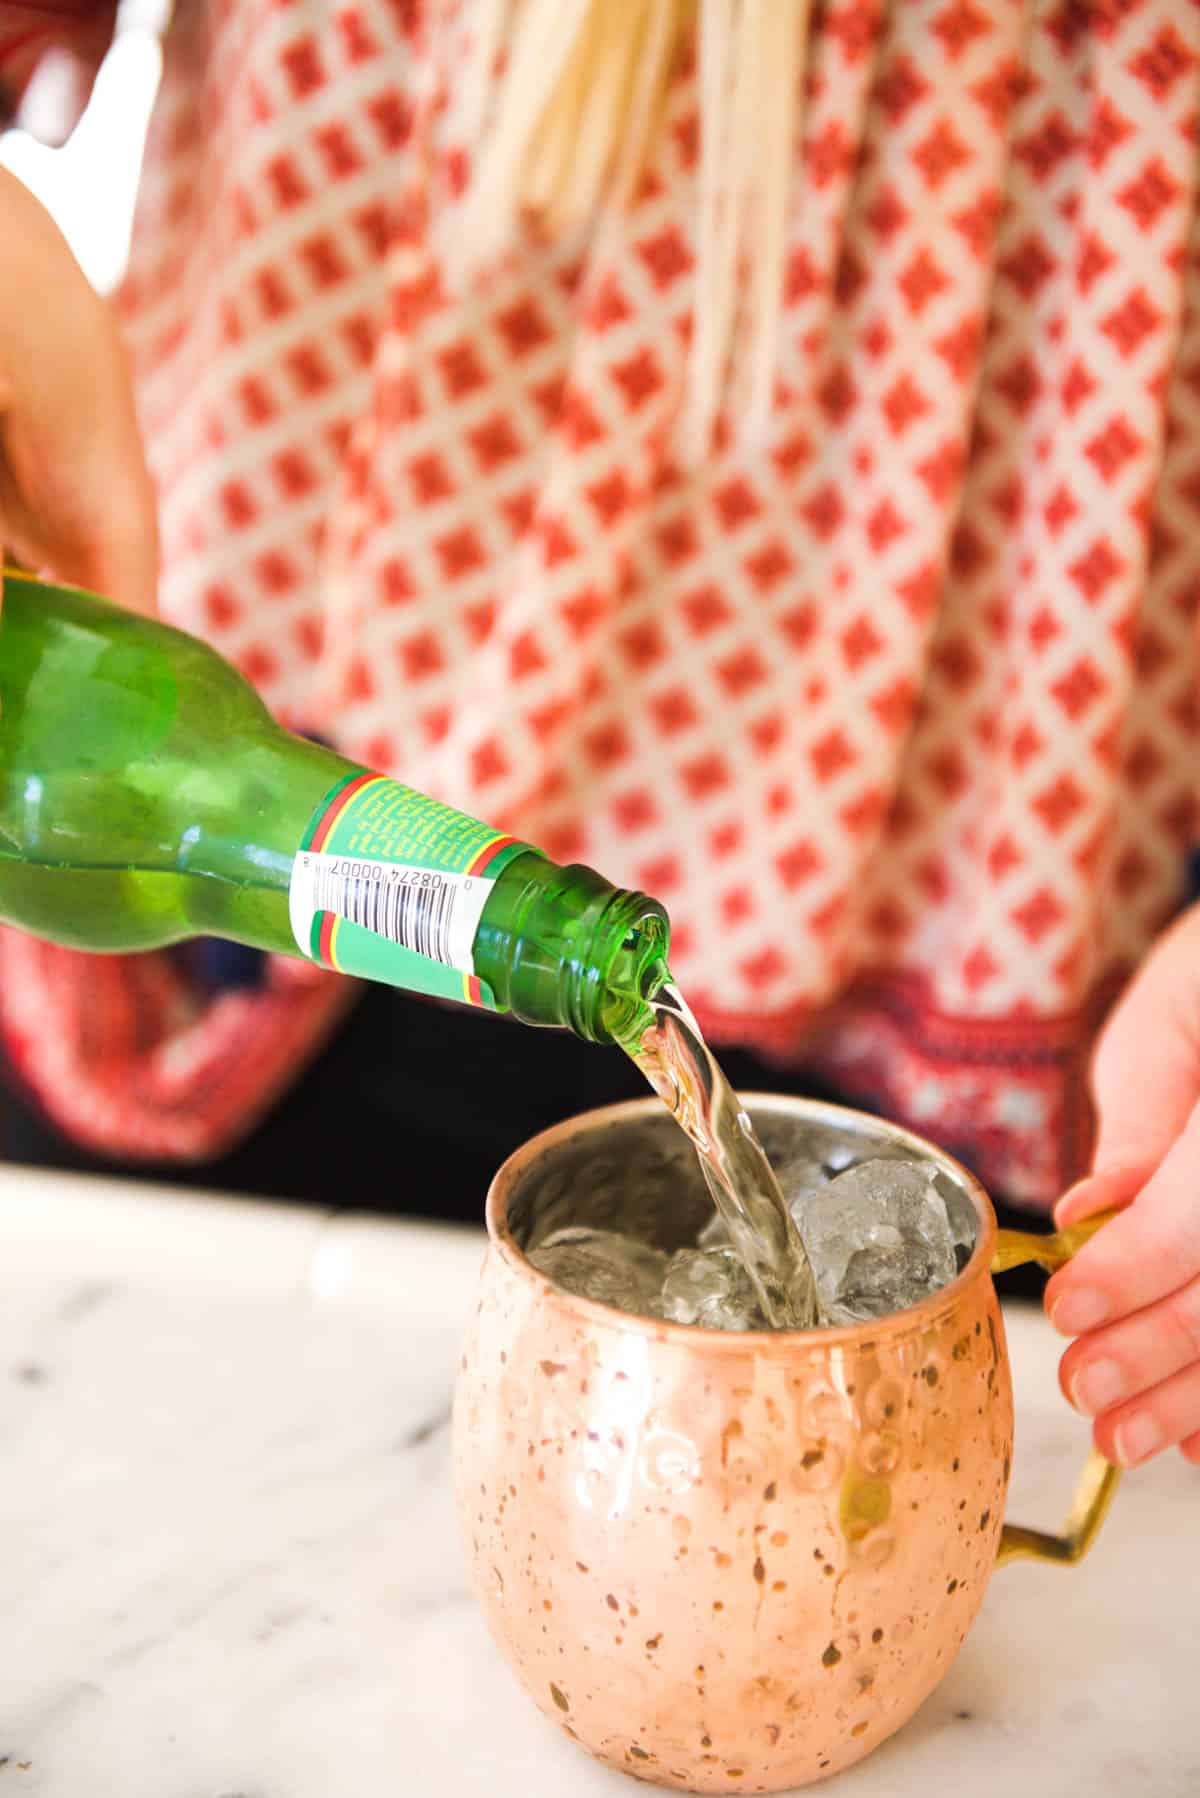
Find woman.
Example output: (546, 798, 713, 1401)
(0, 0, 1197, 1470)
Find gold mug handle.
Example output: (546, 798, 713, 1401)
(991, 1210, 1121, 1569)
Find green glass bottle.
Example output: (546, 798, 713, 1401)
(0, 573, 670, 1046)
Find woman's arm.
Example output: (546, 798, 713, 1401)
(0, 163, 157, 609)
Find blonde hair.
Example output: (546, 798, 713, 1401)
(460, 0, 809, 454)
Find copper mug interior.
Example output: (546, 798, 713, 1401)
(452, 1095, 1115, 1793)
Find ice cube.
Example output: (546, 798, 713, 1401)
(930, 1173, 978, 1270)
(794, 1159, 959, 1325)
(696, 1209, 731, 1249)
(528, 1226, 668, 1317)
(776, 1150, 832, 1221)
(821, 1136, 922, 1177)
(660, 1246, 766, 1331)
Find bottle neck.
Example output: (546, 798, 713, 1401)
(564, 886, 671, 1047)
(477, 857, 671, 1044)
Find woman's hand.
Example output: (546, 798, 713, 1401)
(1048, 902, 1200, 1467)
(0, 164, 157, 610)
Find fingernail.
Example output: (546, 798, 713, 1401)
(1056, 1175, 1093, 1213)
(1114, 1414, 1163, 1467)
(1049, 1288, 1111, 1334)
(1070, 1358, 1125, 1416)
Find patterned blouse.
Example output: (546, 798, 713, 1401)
(1, 0, 1197, 1205)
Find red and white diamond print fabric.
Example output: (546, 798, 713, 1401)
(2, 0, 1197, 1199)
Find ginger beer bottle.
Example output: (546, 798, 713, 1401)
(0, 573, 670, 1045)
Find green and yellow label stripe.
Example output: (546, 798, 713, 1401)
(301, 771, 386, 853)
(466, 832, 521, 877)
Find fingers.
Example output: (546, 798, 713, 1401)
(0, 451, 160, 616)
(1087, 907, 1200, 1181)
(1059, 1272, 1200, 1461)
(1054, 1162, 1146, 1230)
(0, 167, 158, 612)
(1046, 1102, 1200, 1335)
(1090, 1361, 1200, 1468)
(1049, 909, 1200, 1468)
(34, 444, 160, 617)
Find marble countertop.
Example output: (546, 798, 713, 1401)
(2, 1165, 1196, 1797)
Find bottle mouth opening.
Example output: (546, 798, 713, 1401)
(592, 903, 670, 1048)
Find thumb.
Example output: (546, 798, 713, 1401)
(0, 167, 158, 614)
(1058, 906, 1200, 1225)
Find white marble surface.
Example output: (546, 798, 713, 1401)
(2, 1164, 1196, 1797)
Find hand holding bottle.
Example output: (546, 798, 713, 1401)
(0, 167, 157, 612)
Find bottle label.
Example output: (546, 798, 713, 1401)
(289, 773, 531, 1007)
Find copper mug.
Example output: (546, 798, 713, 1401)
(453, 1096, 1118, 1793)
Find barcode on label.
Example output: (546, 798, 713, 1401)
(311, 858, 457, 965)
(289, 851, 490, 976)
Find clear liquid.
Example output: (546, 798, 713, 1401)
(624, 980, 818, 1329)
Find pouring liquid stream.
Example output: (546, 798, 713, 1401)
(623, 979, 819, 1329)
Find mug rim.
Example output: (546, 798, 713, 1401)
(485, 1091, 999, 1350)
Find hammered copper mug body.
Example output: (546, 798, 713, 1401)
(453, 1096, 1118, 1793)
